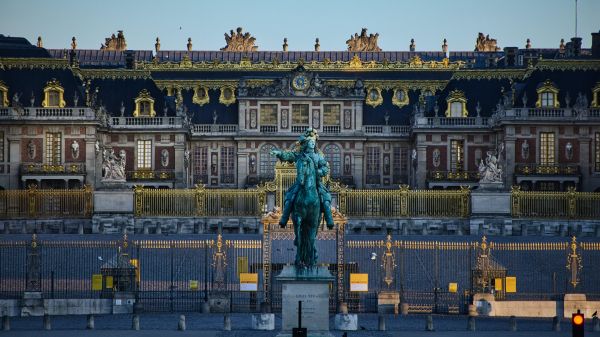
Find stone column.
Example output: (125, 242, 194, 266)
(173, 134, 185, 188)
(353, 151, 364, 188)
(578, 133, 591, 191)
(504, 132, 516, 188)
(84, 133, 97, 189)
(7, 131, 21, 189)
(237, 152, 249, 188)
(354, 101, 363, 131)
(416, 144, 427, 189)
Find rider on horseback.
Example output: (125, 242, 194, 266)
(270, 128, 335, 230)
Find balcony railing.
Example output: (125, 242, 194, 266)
(192, 124, 238, 135)
(362, 125, 411, 136)
(260, 125, 278, 133)
(428, 170, 480, 181)
(515, 164, 580, 175)
(291, 125, 309, 133)
(414, 117, 489, 128)
(126, 170, 175, 181)
(20, 163, 86, 175)
(110, 116, 183, 128)
(0, 107, 95, 120)
(494, 108, 600, 122)
(322, 125, 341, 134)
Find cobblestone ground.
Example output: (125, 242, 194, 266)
(3, 314, 600, 337)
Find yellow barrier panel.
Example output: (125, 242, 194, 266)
(92, 274, 102, 291)
(505, 277, 516, 293)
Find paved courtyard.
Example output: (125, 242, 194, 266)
(3, 313, 600, 336)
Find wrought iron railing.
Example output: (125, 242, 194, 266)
(134, 185, 264, 217)
(0, 185, 93, 219)
(511, 186, 600, 219)
(515, 164, 580, 175)
(428, 170, 480, 181)
(127, 170, 175, 180)
(337, 185, 470, 218)
(20, 163, 86, 175)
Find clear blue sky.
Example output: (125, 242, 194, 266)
(1, 0, 599, 51)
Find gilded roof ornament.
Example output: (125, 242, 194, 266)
(346, 28, 381, 52)
(314, 38, 320, 52)
(221, 27, 258, 52)
(100, 31, 127, 51)
(475, 32, 500, 52)
(155, 37, 161, 52)
(283, 38, 288, 52)
(37, 36, 43, 48)
(71, 37, 77, 50)
(187, 38, 192, 52)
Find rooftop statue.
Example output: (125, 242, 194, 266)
(221, 27, 258, 52)
(100, 31, 127, 51)
(475, 32, 500, 52)
(270, 128, 334, 268)
(346, 28, 382, 52)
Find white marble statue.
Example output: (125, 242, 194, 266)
(478, 143, 504, 184)
(102, 148, 126, 182)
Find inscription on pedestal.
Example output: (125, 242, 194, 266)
(282, 282, 329, 331)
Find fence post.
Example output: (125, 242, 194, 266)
(460, 186, 471, 218)
(511, 186, 521, 218)
(83, 185, 93, 217)
(567, 186, 577, 219)
(27, 184, 37, 218)
(195, 184, 206, 217)
(400, 184, 409, 217)
(133, 185, 144, 217)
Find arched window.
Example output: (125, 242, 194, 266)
(535, 79, 559, 108)
(323, 144, 341, 178)
(445, 90, 468, 117)
(259, 144, 277, 179)
(133, 89, 156, 117)
(42, 79, 65, 108)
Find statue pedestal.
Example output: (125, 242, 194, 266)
(275, 265, 334, 337)
(478, 182, 505, 191)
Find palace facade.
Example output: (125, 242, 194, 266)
(1, 29, 600, 192)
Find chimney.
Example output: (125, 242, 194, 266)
(125, 50, 135, 69)
(504, 47, 518, 67)
(570, 37, 582, 57)
(592, 30, 600, 58)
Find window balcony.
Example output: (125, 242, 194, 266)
(192, 124, 238, 135)
(21, 163, 86, 175)
(414, 117, 489, 128)
(515, 164, 580, 175)
(427, 170, 480, 189)
(362, 125, 411, 136)
(126, 170, 175, 181)
(110, 116, 183, 129)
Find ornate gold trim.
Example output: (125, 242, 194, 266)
(363, 80, 447, 92)
(0, 80, 8, 107)
(365, 86, 383, 107)
(76, 69, 151, 80)
(535, 79, 560, 108)
(135, 58, 464, 72)
(42, 79, 66, 108)
(591, 82, 600, 108)
(154, 80, 238, 91)
(535, 59, 600, 72)
(0, 58, 70, 70)
(451, 69, 527, 81)
(192, 86, 210, 106)
(392, 87, 409, 107)
(219, 85, 236, 106)
(133, 89, 156, 117)
(445, 89, 468, 117)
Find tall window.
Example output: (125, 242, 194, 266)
(540, 92, 554, 108)
(220, 146, 235, 184)
(392, 146, 408, 183)
(136, 140, 152, 169)
(193, 146, 208, 183)
(0, 131, 4, 162)
(48, 90, 60, 107)
(595, 133, 600, 172)
(260, 104, 278, 126)
(292, 104, 309, 126)
(366, 146, 380, 177)
(540, 132, 555, 165)
(450, 140, 464, 171)
(449, 102, 463, 117)
(323, 144, 341, 178)
(260, 144, 277, 178)
(139, 101, 151, 116)
(45, 132, 61, 165)
(323, 104, 340, 126)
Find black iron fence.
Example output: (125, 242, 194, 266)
(1, 234, 599, 314)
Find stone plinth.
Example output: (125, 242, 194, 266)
(377, 291, 400, 314)
(471, 191, 510, 215)
(252, 313, 275, 330)
(334, 314, 357, 330)
(275, 265, 334, 337)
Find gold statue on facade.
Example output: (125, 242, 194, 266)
(100, 31, 127, 51)
(475, 32, 500, 52)
(346, 28, 382, 52)
(221, 27, 258, 52)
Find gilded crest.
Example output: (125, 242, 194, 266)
(346, 28, 382, 52)
(221, 27, 258, 52)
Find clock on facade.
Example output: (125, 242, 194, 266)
(292, 74, 308, 91)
